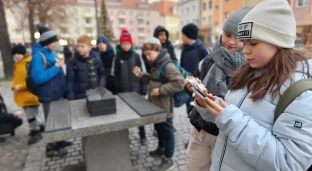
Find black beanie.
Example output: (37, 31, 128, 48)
(35, 23, 58, 46)
(182, 23, 199, 40)
(12, 44, 26, 55)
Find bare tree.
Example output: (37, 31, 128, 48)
(0, 0, 14, 78)
(4, 0, 68, 45)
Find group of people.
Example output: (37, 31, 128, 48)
(1, 0, 312, 170)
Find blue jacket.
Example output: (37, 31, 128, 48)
(180, 39, 208, 75)
(196, 59, 312, 171)
(30, 42, 66, 103)
(66, 51, 106, 100)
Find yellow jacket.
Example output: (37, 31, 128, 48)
(12, 56, 40, 107)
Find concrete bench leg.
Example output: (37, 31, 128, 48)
(82, 129, 131, 171)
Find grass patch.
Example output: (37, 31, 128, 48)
(0, 77, 12, 82)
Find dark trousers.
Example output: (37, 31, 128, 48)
(186, 103, 194, 116)
(139, 126, 146, 139)
(0, 116, 22, 135)
(155, 118, 175, 158)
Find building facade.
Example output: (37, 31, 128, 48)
(199, 0, 213, 44)
(178, 0, 201, 30)
(151, 0, 179, 41)
(288, 0, 312, 45)
(6, 0, 161, 44)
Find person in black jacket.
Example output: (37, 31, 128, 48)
(112, 29, 147, 144)
(66, 35, 106, 100)
(0, 86, 23, 142)
(63, 38, 76, 64)
(142, 26, 177, 73)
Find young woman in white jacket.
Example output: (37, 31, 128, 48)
(185, 0, 312, 170)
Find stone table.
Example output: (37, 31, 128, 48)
(43, 96, 166, 171)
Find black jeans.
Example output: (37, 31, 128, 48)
(155, 118, 175, 158)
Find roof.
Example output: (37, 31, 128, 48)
(151, 0, 178, 15)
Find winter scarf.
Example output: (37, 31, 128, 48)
(202, 39, 245, 98)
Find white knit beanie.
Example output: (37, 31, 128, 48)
(237, 0, 296, 48)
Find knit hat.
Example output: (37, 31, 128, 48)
(237, 0, 296, 48)
(182, 24, 198, 40)
(35, 23, 58, 46)
(97, 35, 109, 45)
(142, 37, 162, 52)
(77, 35, 92, 46)
(119, 29, 133, 45)
(12, 44, 26, 55)
(222, 7, 253, 36)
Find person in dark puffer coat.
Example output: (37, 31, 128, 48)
(66, 35, 106, 100)
(142, 25, 177, 73)
(112, 29, 147, 145)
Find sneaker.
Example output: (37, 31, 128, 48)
(28, 125, 45, 136)
(140, 138, 147, 145)
(56, 141, 72, 148)
(46, 148, 68, 158)
(0, 137, 6, 143)
(28, 131, 43, 145)
(149, 147, 164, 158)
(157, 157, 174, 171)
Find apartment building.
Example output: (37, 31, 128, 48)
(288, 0, 312, 41)
(211, 0, 262, 42)
(6, 0, 161, 44)
(178, 0, 201, 29)
(151, 0, 179, 41)
(199, 0, 213, 44)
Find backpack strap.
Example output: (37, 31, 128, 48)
(36, 52, 47, 69)
(274, 79, 312, 123)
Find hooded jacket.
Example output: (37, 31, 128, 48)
(66, 51, 106, 100)
(142, 26, 177, 73)
(196, 59, 312, 171)
(30, 42, 66, 103)
(93, 36, 115, 75)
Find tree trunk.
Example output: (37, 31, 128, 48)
(0, 0, 14, 78)
(28, 0, 36, 45)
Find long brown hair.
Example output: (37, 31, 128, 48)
(228, 48, 312, 101)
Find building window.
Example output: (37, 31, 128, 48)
(138, 11, 144, 17)
(129, 11, 132, 16)
(215, 5, 219, 10)
(85, 19, 91, 23)
(15, 29, 21, 34)
(215, 22, 219, 26)
(129, 20, 133, 25)
(225, 12, 230, 19)
(146, 21, 150, 25)
(208, 16, 212, 25)
(225, 0, 230, 2)
(84, 9, 91, 13)
(209, 0, 212, 9)
(203, 2, 207, 11)
(297, 0, 308, 6)
(119, 11, 125, 15)
(203, 17, 206, 24)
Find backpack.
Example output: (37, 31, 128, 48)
(274, 79, 312, 123)
(26, 52, 47, 95)
(157, 59, 191, 108)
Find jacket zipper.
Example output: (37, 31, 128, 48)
(218, 88, 253, 171)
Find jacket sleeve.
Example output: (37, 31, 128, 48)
(168, 46, 178, 61)
(97, 58, 106, 87)
(158, 63, 184, 96)
(66, 59, 75, 100)
(30, 53, 60, 85)
(215, 90, 312, 171)
(0, 113, 16, 124)
(180, 50, 184, 68)
(141, 73, 151, 85)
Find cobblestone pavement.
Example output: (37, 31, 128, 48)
(0, 81, 191, 171)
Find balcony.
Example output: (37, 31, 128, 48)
(119, 23, 126, 28)
(84, 13, 92, 18)
(138, 33, 145, 37)
(138, 24, 145, 28)
(137, 15, 144, 20)
(118, 14, 126, 19)
(85, 23, 93, 28)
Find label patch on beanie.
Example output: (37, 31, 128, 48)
(237, 22, 253, 39)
